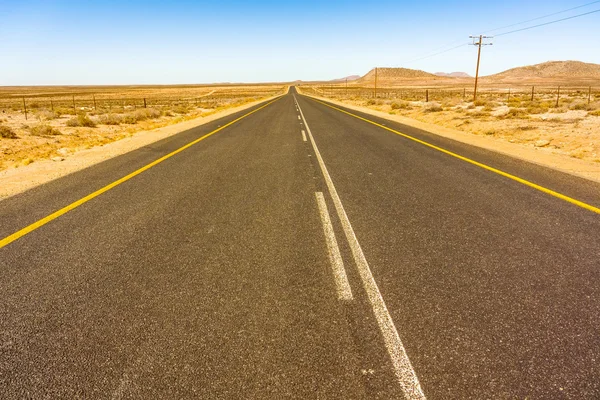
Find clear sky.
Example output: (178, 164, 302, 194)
(1, 0, 599, 85)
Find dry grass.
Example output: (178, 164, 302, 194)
(30, 124, 61, 136)
(0, 84, 285, 170)
(0, 125, 17, 139)
(303, 84, 600, 164)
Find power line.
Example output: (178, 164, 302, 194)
(403, 43, 469, 64)
(484, 0, 600, 34)
(399, 1, 600, 65)
(496, 8, 600, 36)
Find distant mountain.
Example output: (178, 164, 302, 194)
(357, 67, 438, 83)
(331, 75, 361, 82)
(434, 72, 471, 78)
(486, 60, 600, 80)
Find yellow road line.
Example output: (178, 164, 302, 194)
(0, 97, 282, 249)
(308, 97, 600, 215)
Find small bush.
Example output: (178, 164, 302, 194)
(505, 108, 528, 119)
(470, 110, 490, 117)
(570, 102, 591, 111)
(171, 105, 190, 114)
(55, 107, 75, 116)
(120, 114, 138, 124)
(0, 125, 17, 139)
(36, 110, 58, 121)
(473, 99, 489, 107)
(390, 101, 410, 110)
(526, 105, 549, 114)
(98, 113, 122, 125)
(366, 99, 377, 106)
(589, 110, 600, 117)
(66, 113, 96, 127)
(30, 124, 61, 136)
(423, 102, 443, 112)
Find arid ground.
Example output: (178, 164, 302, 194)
(0, 85, 286, 171)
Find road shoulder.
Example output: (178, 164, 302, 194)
(0, 91, 287, 200)
(297, 88, 600, 184)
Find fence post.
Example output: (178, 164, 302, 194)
(426, 89, 429, 102)
(93, 95, 97, 111)
(531, 86, 535, 101)
(463, 88, 466, 100)
(122, 100, 125, 111)
(555, 86, 560, 108)
(507, 88, 511, 101)
(144, 98, 147, 108)
(109, 100, 112, 111)
(72, 95, 76, 113)
(589, 86, 592, 105)
(22, 97, 28, 120)
(50, 99, 54, 111)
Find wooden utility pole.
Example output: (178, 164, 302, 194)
(555, 86, 560, 108)
(470, 35, 493, 101)
(93, 95, 97, 111)
(589, 86, 592, 104)
(22, 97, 27, 120)
(72, 95, 76, 113)
(374, 67, 378, 98)
(531, 86, 535, 101)
(346, 77, 348, 97)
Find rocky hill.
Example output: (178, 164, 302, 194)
(485, 61, 600, 82)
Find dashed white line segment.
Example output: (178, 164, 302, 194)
(315, 192, 353, 301)
(295, 94, 426, 400)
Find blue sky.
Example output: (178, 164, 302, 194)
(1, 0, 599, 85)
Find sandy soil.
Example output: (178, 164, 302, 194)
(298, 87, 600, 183)
(0, 88, 286, 200)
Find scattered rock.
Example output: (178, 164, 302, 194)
(534, 139, 550, 148)
(57, 147, 70, 156)
(51, 156, 64, 162)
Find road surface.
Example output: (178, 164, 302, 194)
(1, 87, 599, 399)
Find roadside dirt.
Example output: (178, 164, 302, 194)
(0, 91, 286, 200)
(298, 88, 600, 183)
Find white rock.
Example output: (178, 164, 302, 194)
(534, 140, 550, 148)
(51, 156, 64, 162)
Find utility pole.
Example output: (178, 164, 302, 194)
(346, 77, 348, 97)
(374, 67, 378, 98)
(469, 35, 493, 101)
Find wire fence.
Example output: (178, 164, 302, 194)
(303, 85, 598, 104)
(0, 88, 284, 120)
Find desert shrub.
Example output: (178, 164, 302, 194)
(473, 99, 489, 107)
(570, 102, 591, 111)
(55, 107, 76, 116)
(589, 110, 600, 117)
(550, 107, 568, 114)
(526, 103, 549, 114)
(30, 124, 61, 136)
(66, 113, 96, 127)
(423, 102, 443, 112)
(171, 105, 190, 114)
(366, 99, 377, 106)
(120, 114, 138, 124)
(390, 101, 410, 110)
(504, 108, 528, 118)
(132, 108, 162, 121)
(470, 110, 490, 117)
(98, 113, 122, 125)
(0, 125, 17, 139)
(36, 110, 58, 121)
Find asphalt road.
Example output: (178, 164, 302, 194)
(1, 87, 599, 399)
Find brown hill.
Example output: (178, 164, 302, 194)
(485, 61, 600, 83)
(435, 72, 471, 78)
(357, 67, 439, 83)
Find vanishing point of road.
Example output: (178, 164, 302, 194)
(1, 87, 599, 399)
